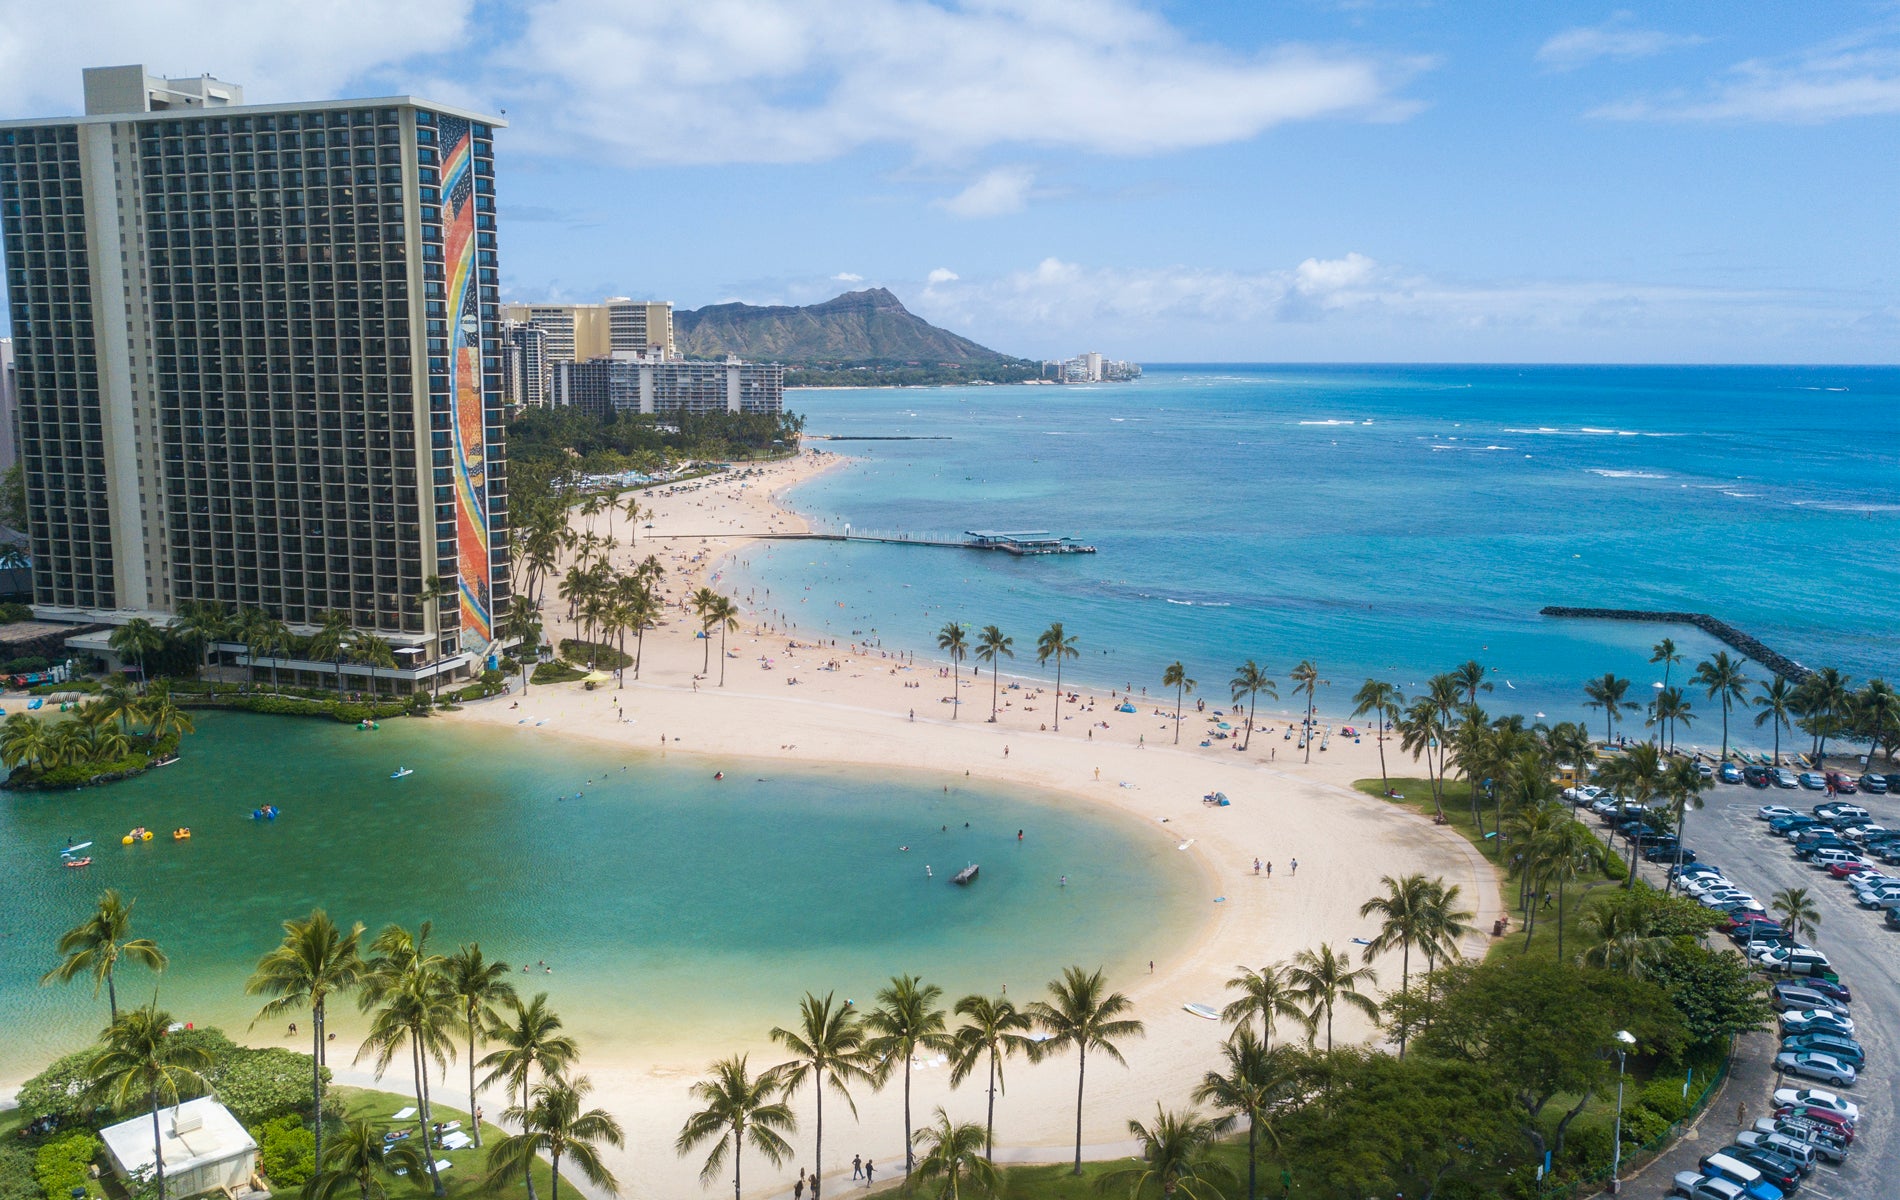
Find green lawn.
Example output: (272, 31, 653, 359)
(332, 1087, 560, 1200)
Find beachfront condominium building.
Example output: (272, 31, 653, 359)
(0, 65, 511, 684)
(502, 319, 549, 408)
(501, 298, 675, 369)
(549, 354, 783, 417)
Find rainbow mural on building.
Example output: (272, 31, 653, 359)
(438, 116, 492, 646)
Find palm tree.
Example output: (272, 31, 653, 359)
(1190, 1028, 1292, 1200)
(1755, 676, 1796, 764)
(1652, 686, 1693, 754)
(0, 710, 47, 770)
(1662, 756, 1713, 888)
(356, 924, 453, 1197)
(1691, 652, 1750, 759)
(1770, 886, 1821, 943)
(486, 1076, 623, 1200)
(974, 626, 1013, 723)
(1800, 667, 1854, 765)
(173, 600, 232, 676)
(908, 1109, 1001, 1200)
(479, 993, 577, 1200)
(87, 1005, 214, 1200)
(302, 1119, 428, 1200)
(42, 889, 168, 1023)
(1162, 661, 1195, 745)
(1598, 742, 1666, 884)
(309, 610, 357, 699)
(1858, 678, 1900, 765)
(1097, 1107, 1236, 1200)
(1285, 944, 1379, 1054)
(1546, 721, 1596, 808)
(442, 945, 516, 1150)
(1035, 622, 1079, 734)
(676, 1055, 795, 1200)
(94, 678, 142, 734)
(947, 993, 1035, 1160)
(1532, 819, 1599, 958)
(1351, 679, 1402, 791)
(499, 595, 544, 696)
(769, 992, 875, 1199)
(349, 632, 398, 697)
(1651, 637, 1682, 691)
(1356, 873, 1438, 1057)
(936, 622, 968, 720)
(1289, 659, 1325, 763)
(1227, 661, 1276, 751)
(110, 617, 167, 692)
(1583, 673, 1637, 746)
(247, 910, 366, 1168)
(710, 595, 740, 686)
(143, 696, 195, 743)
(1219, 965, 1299, 1052)
(239, 611, 293, 693)
(1577, 902, 1672, 980)
(1026, 965, 1146, 1175)
(1414, 878, 1475, 1008)
(1450, 659, 1491, 707)
(692, 585, 721, 675)
(862, 974, 952, 1177)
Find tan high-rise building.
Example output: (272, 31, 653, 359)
(502, 297, 674, 369)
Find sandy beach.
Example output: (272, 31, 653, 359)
(443, 450, 1504, 1199)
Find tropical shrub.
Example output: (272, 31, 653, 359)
(32, 1132, 101, 1200)
(208, 1048, 326, 1128)
(14, 1052, 99, 1126)
(558, 639, 632, 669)
(1638, 1077, 1691, 1124)
(531, 661, 586, 685)
(0, 601, 35, 623)
(250, 1116, 315, 1187)
(0, 1145, 39, 1200)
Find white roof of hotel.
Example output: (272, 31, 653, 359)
(99, 1098, 256, 1179)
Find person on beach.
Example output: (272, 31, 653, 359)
(1253, 857, 1261, 874)
(1266, 861, 1272, 877)
(852, 1155, 862, 1181)
(1290, 858, 1298, 875)
(864, 1161, 874, 1187)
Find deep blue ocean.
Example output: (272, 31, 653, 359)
(723, 364, 1900, 746)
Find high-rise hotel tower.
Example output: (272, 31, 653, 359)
(0, 66, 509, 676)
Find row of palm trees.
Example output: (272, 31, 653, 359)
(1588, 637, 1900, 766)
(105, 602, 407, 699)
(932, 622, 1078, 723)
(0, 680, 196, 775)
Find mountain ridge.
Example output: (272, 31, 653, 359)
(675, 288, 1020, 365)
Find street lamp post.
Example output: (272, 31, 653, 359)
(1610, 1029, 1637, 1193)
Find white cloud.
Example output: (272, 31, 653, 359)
(832, 272, 865, 283)
(926, 267, 960, 285)
(936, 166, 1036, 217)
(499, 0, 1426, 165)
(1592, 41, 1900, 122)
(0, 0, 472, 114)
(1536, 15, 1706, 71)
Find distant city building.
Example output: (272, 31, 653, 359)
(501, 297, 675, 375)
(502, 320, 549, 408)
(1053, 352, 1141, 383)
(0, 65, 510, 686)
(549, 353, 783, 417)
(0, 337, 16, 474)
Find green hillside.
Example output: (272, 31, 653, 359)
(675, 287, 1020, 366)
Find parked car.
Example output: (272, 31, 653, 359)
(1808, 848, 1861, 870)
(1888, 906, 1900, 930)
(1824, 770, 1857, 793)
(1778, 1009, 1853, 1036)
(1646, 842, 1696, 863)
(1674, 861, 1724, 880)
(1857, 773, 1888, 794)
(1720, 763, 1745, 784)
(1773, 768, 1799, 788)
(1671, 1172, 1750, 1200)
(1695, 1152, 1787, 1200)
(1755, 1118, 1848, 1162)
(1728, 919, 1788, 946)
(1822, 859, 1872, 879)
(1794, 977, 1851, 1004)
(1756, 947, 1836, 977)
(1735, 1129, 1820, 1171)
(1770, 816, 1819, 834)
(1743, 764, 1773, 787)
(1779, 1033, 1863, 1068)
(1798, 772, 1828, 791)
(1813, 802, 1869, 821)
(1774, 1051, 1857, 1086)
(1725, 1146, 1808, 1192)
(1758, 805, 1798, 822)
(1775, 1105, 1855, 1144)
(1771, 1088, 1858, 1123)
(1771, 983, 1848, 1014)
(1883, 771, 1900, 793)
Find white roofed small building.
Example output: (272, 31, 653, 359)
(98, 1098, 259, 1199)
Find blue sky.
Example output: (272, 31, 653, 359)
(5, 1, 1898, 361)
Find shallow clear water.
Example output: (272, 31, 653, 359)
(728, 364, 1900, 737)
(0, 713, 1201, 1077)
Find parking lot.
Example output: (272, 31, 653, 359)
(1621, 781, 1897, 1198)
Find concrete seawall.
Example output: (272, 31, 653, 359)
(1539, 606, 1813, 682)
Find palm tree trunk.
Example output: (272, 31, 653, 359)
(520, 1078, 538, 1200)
(314, 1003, 327, 1166)
(902, 1060, 914, 1176)
(412, 1038, 445, 1198)
(107, 970, 119, 1024)
(1556, 882, 1567, 959)
(951, 660, 959, 719)
(150, 1087, 168, 1200)
(1377, 714, 1388, 790)
(984, 1049, 998, 1161)
(1246, 1119, 1258, 1200)
(550, 1152, 561, 1200)
(1398, 942, 1411, 1058)
(1071, 1048, 1086, 1175)
(993, 664, 1001, 722)
(466, 1016, 482, 1149)
(1245, 695, 1256, 751)
(1173, 683, 1182, 744)
(813, 1071, 825, 1200)
(1053, 660, 1063, 733)
(730, 1127, 743, 1200)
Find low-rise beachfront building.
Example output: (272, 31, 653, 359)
(549, 353, 784, 417)
(99, 1098, 259, 1199)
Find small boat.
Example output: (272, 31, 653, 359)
(250, 806, 280, 821)
(172, 828, 191, 840)
(952, 863, 979, 886)
(1183, 1002, 1221, 1021)
(390, 767, 414, 780)
(59, 841, 93, 857)
(63, 856, 92, 869)
(122, 828, 152, 844)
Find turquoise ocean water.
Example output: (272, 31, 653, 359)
(727, 364, 1900, 737)
(0, 714, 1201, 1078)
